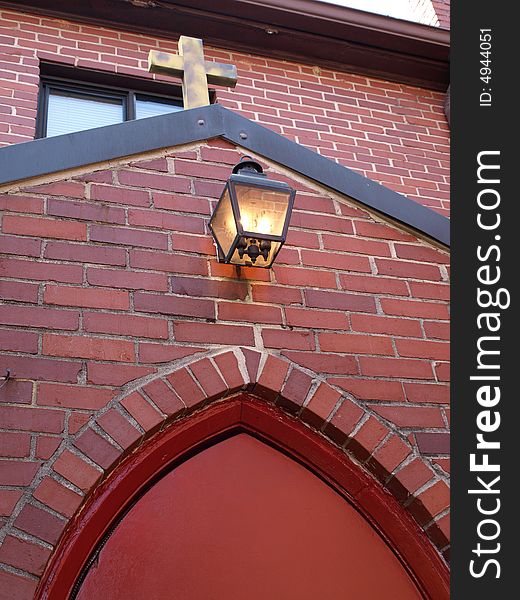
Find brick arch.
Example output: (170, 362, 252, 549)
(1, 348, 449, 598)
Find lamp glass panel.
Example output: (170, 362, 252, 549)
(234, 184, 290, 237)
(209, 187, 237, 258)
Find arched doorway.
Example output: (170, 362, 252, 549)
(38, 396, 448, 599)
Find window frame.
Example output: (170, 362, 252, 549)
(36, 70, 187, 139)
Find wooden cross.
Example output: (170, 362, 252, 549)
(148, 36, 238, 110)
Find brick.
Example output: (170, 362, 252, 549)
(121, 392, 164, 432)
(2, 215, 87, 240)
(68, 413, 90, 435)
(171, 233, 216, 255)
(434, 362, 449, 381)
(84, 311, 168, 339)
(293, 194, 335, 214)
(367, 435, 411, 480)
(318, 332, 393, 355)
(0, 356, 81, 383)
(43, 333, 135, 362)
(359, 356, 433, 380)
(396, 339, 449, 360)
(154, 193, 210, 215)
(0, 280, 39, 303)
(0, 233, 41, 256)
(35, 436, 61, 460)
(90, 224, 168, 250)
(394, 243, 449, 264)
(45, 241, 127, 266)
(323, 398, 364, 445)
(241, 348, 262, 384)
(380, 298, 449, 320)
(426, 513, 450, 548)
(415, 432, 450, 455)
(387, 458, 436, 502)
(14, 503, 66, 545)
(251, 284, 302, 305)
(409, 281, 450, 301)
(354, 221, 416, 241)
(339, 274, 409, 296)
(0, 534, 51, 576)
(25, 180, 85, 198)
(141, 380, 184, 417)
(190, 358, 228, 400)
(329, 377, 405, 402)
(130, 157, 168, 171)
(305, 289, 376, 313)
(138, 342, 204, 364)
(403, 382, 449, 404)
(175, 159, 230, 180)
(285, 229, 320, 249)
(0, 432, 31, 458)
(0, 258, 83, 283)
(171, 276, 248, 300)
(37, 383, 114, 410)
(134, 292, 215, 319)
(322, 234, 391, 257)
(285, 307, 349, 330)
(174, 321, 255, 346)
(262, 328, 314, 350)
(214, 351, 245, 392)
(282, 351, 358, 375)
(301, 250, 371, 273)
(0, 405, 64, 433)
(87, 363, 154, 386)
(33, 476, 83, 518)
(0, 380, 33, 405)
(218, 302, 282, 325)
(424, 320, 450, 340)
(376, 258, 441, 281)
(255, 355, 290, 401)
(128, 209, 205, 234)
(0, 194, 44, 214)
(0, 489, 23, 517)
(371, 405, 444, 428)
(0, 305, 79, 330)
(409, 480, 450, 526)
(350, 314, 422, 337)
(278, 368, 314, 412)
(47, 198, 125, 224)
(0, 570, 38, 599)
(274, 266, 337, 289)
(97, 409, 142, 449)
(87, 267, 168, 291)
(44, 284, 129, 309)
(209, 261, 271, 281)
(290, 211, 353, 234)
(166, 369, 205, 410)
(348, 416, 390, 462)
(130, 249, 208, 275)
(74, 428, 122, 469)
(90, 184, 150, 206)
(0, 328, 38, 353)
(52, 450, 102, 492)
(118, 170, 191, 193)
(301, 383, 342, 428)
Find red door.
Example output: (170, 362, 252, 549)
(75, 434, 422, 599)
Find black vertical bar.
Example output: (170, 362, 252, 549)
(452, 2, 514, 598)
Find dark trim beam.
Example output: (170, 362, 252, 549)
(0, 105, 449, 246)
(0, 0, 450, 91)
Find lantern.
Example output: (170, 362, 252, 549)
(208, 157, 295, 268)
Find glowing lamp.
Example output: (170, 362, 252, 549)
(208, 157, 295, 268)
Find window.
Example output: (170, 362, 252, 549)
(37, 71, 184, 138)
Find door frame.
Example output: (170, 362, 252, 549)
(37, 395, 449, 599)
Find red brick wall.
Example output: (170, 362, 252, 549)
(0, 8, 450, 216)
(0, 140, 449, 594)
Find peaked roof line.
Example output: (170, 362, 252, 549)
(0, 105, 449, 246)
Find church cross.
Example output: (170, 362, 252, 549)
(148, 36, 238, 110)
